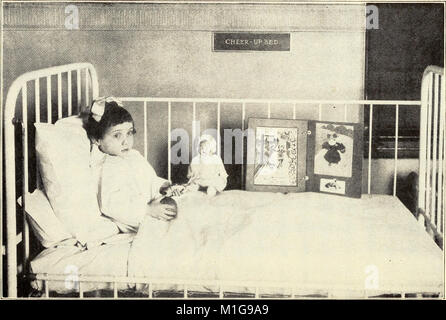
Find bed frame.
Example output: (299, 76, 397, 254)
(2, 63, 444, 298)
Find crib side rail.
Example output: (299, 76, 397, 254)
(418, 66, 445, 248)
(29, 272, 443, 299)
(118, 97, 421, 191)
(3, 62, 99, 298)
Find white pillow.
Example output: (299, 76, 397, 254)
(35, 122, 119, 245)
(18, 189, 73, 248)
(55, 115, 85, 130)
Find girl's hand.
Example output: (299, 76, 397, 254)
(146, 202, 177, 221)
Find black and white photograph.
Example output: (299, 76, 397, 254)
(1, 1, 444, 302)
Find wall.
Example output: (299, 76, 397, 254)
(3, 2, 366, 189)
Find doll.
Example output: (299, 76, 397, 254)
(185, 134, 228, 196)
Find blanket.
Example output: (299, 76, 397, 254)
(127, 191, 444, 296)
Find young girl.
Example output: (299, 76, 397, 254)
(84, 96, 183, 233)
(186, 134, 228, 196)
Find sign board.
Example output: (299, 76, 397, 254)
(213, 33, 290, 51)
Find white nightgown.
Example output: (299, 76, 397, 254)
(90, 145, 168, 233)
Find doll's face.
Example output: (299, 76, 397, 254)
(199, 140, 213, 156)
(94, 121, 135, 156)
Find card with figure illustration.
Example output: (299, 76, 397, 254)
(307, 121, 363, 198)
(246, 118, 308, 193)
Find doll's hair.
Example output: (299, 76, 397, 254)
(82, 100, 134, 140)
(198, 134, 217, 154)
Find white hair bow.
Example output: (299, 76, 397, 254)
(90, 96, 124, 122)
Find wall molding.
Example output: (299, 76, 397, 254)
(3, 3, 366, 32)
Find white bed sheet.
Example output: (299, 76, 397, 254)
(128, 191, 443, 297)
(30, 234, 134, 293)
(30, 191, 443, 297)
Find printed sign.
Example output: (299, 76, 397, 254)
(213, 33, 290, 51)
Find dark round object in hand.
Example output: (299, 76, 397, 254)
(160, 196, 178, 216)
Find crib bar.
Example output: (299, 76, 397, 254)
(393, 104, 399, 197)
(431, 74, 439, 227)
(21, 87, 30, 271)
(440, 82, 445, 233)
(77, 69, 81, 112)
(35, 80, 40, 123)
(241, 102, 246, 189)
(219, 285, 224, 299)
(436, 75, 444, 233)
(85, 68, 89, 107)
(35, 80, 42, 190)
(168, 101, 172, 181)
(31, 273, 442, 297)
(57, 73, 62, 119)
(217, 102, 221, 157)
(184, 285, 188, 298)
(113, 281, 118, 298)
(149, 284, 153, 298)
(68, 70, 72, 116)
(368, 104, 373, 195)
(144, 102, 148, 159)
(192, 102, 196, 158)
(426, 74, 433, 220)
(45, 280, 49, 298)
(79, 282, 84, 298)
(47, 76, 52, 123)
(419, 72, 429, 213)
(5, 103, 17, 297)
(119, 97, 421, 105)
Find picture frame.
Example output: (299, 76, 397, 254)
(245, 118, 308, 192)
(306, 120, 363, 198)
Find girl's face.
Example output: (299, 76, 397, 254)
(95, 122, 135, 156)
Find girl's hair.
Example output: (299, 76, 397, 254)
(82, 101, 134, 140)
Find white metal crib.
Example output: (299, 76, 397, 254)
(2, 63, 444, 298)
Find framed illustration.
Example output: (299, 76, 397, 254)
(306, 121, 363, 198)
(245, 118, 308, 192)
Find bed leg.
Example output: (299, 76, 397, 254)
(184, 285, 188, 298)
(219, 286, 223, 299)
(45, 280, 49, 298)
(417, 214, 425, 229)
(113, 281, 118, 298)
(79, 282, 84, 298)
(149, 284, 153, 299)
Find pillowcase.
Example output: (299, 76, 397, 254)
(18, 189, 73, 248)
(35, 121, 119, 246)
(55, 115, 85, 131)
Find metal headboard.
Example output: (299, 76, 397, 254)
(4, 63, 99, 297)
(418, 65, 445, 248)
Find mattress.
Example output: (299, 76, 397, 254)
(30, 234, 134, 294)
(30, 191, 444, 297)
